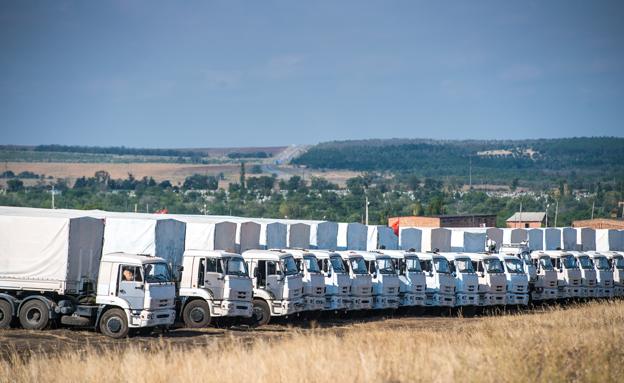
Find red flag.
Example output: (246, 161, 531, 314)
(155, 208, 168, 214)
(391, 219, 400, 236)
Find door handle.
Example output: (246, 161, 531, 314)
(119, 289, 126, 294)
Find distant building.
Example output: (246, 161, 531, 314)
(388, 214, 497, 230)
(572, 218, 624, 229)
(506, 212, 546, 228)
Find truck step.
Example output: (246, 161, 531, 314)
(60, 315, 91, 327)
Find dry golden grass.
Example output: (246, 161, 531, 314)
(2, 301, 623, 383)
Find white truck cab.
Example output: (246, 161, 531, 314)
(441, 253, 478, 308)
(178, 250, 253, 327)
(499, 243, 537, 286)
(529, 252, 558, 301)
(570, 251, 598, 298)
(496, 254, 529, 306)
(586, 252, 614, 298)
(288, 249, 327, 312)
(336, 251, 373, 310)
(242, 250, 304, 326)
(307, 250, 351, 311)
(603, 252, 624, 297)
(542, 251, 582, 299)
(353, 251, 400, 310)
(416, 253, 455, 307)
(379, 250, 426, 309)
(467, 254, 507, 306)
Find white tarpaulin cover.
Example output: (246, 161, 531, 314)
(421, 228, 451, 252)
(347, 223, 367, 250)
(486, 228, 503, 251)
(527, 229, 544, 251)
(288, 223, 310, 249)
(366, 226, 399, 251)
(185, 221, 236, 252)
(544, 228, 562, 250)
(561, 227, 577, 251)
(450, 228, 487, 252)
(576, 228, 596, 251)
(502, 228, 528, 245)
(399, 227, 422, 251)
(237, 221, 261, 253)
(0, 210, 104, 293)
(261, 222, 287, 249)
(596, 229, 623, 251)
(313, 221, 338, 250)
(366, 225, 378, 251)
(337, 223, 348, 249)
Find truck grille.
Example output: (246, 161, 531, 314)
(549, 281, 556, 288)
(316, 287, 324, 296)
(342, 286, 349, 294)
(236, 291, 248, 300)
(386, 287, 396, 294)
(571, 279, 580, 286)
(415, 286, 423, 292)
(467, 286, 475, 292)
(588, 280, 595, 286)
(443, 286, 453, 294)
(495, 286, 504, 292)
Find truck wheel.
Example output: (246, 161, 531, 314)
(251, 299, 271, 327)
(19, 300, 49, 330)
(99, 309, 129, 339)
(0, 300, 13, 329)
(182, 300, 212, 328)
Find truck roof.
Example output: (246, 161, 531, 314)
(344, 250, 391, 261)
(242, 249, 293, 261)
(285, 249, 318, 259)
(183, 249, 241, 259)
(439, 252, 474, 261)
(335, 250, 365, 260)
(536, 250, 574, 258)
(304, 249, 341, 259)
(101, 252, 168, 265)
(465, 253, 499, 262)
(376, 249, 420, 259)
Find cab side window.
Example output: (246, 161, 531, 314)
(420, 260, 431, 273)
(295, 259, 303, 272)
(205, 258, 223, 273)
(198, 258, 205, 287)
(120, 265, 142, 283)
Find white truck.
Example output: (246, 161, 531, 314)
(307, 250, 351, 311)
(499, 243, 537, 290)
(441, 253, 479, 309)
(288, 249, 327, 313)
(242, 250, 304, 325)
(0, 213, 176, 338)
(468, 254, 507, 306)
(337, 251, 373, 311)
(586, 252, 614, 298)
(496, 254, 530, 306)
(529, 252, 558, 301)
(603, 252, 624, 297)
(178, 250, 253, 327)
(541, 251, 582, 300)
(356, 251, 400, 310)
(416, 253, 455, 308)
(380, 250, 427, 310)
(570, 251, 598, 298)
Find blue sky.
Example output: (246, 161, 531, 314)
(1, 1, 623, 147)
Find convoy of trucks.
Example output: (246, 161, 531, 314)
(0, 206, 622, 339)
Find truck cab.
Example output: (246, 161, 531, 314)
(496, 254, 529, 306)
(529, 252, 558, 301)
(355, 251, 400, 310)
(380, 250, 426, 309)
(336, 251, 373, 311)
(307, 250, 351, 311)
(442, 253, 478, 308)
(288, 249, 327, 312)
(242, 250, 304, 326)
(96, 253, 177, 338)
(586, 252, 614, 298)
(417, 253, 455, 308)
(543, 251, 582, 300)
(603, 252, 624, 297)
(178, 250, 253, 327)
(570, 251, 597, 298)
(499, 243, 537, 287)
(468, 254, 506, 306)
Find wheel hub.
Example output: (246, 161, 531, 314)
(190, 307, 205, 323)
(27, 308, 42, 323)
(107, 317, 122, 333)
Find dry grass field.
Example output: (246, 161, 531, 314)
(1, 301, 622, 383)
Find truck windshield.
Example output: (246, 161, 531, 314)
(330, 255, 346, 273)
(562, 255, 578, 269)
(376, 258, 396, 274)
(483, 259, 504, 273)
(349, 257, 368, 274)
(225, 257, 248, 277)
(539, 257, 554, 271)
(281, 256, 299, 276)
(303, 255, 321, 273)
(454, 258, 474, 273)
(594, 256, 610, 271)
(577, 255, 593, 270)
(433, 258, 451, 274)
(614, 256, 624, 270)
(505, 259, 524, 274)
(143, 263, 173, 283)
(405, 257, 422, 272)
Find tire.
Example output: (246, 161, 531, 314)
(0, 300, 13, 329)
(251, 299, 271, 327)
(182, 300, 212, 328)
(99, 308, 129, 339)
(19, 299, 49, 330)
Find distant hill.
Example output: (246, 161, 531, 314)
(291, 137, 624, 185)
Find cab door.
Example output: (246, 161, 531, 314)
(118, 265, 145, 310)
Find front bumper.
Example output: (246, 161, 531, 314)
(371, 294, 400, 310)
(506, 293, 529, 306)
(531, 288, 558, 301)
(272, 299, 305, 316)
(212, 299, 253, 318)
(129, 308, 176, 328)
(559, 285, 582, 299)
(614, 285, 624, 297)
(455, 293, 478, 306)
(426, 292, 455, 307)
(399, 293, 426, 307)
(324, 295, 349, 311)
(303, 295, 326, 312)
(349, 295, 373, 310)
(479, 293, 505, 306)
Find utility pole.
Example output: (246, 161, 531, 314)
(51, 185, 55, 209)
(591, 200, 595, 220)
(545, 203, 549, 227)
(554, 200, 559, 227)
(365, 195, 369, 226)
(469, 156, 472, 189)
